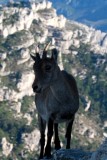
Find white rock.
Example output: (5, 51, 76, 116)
(88, 129, 96, 139)
(17, 71, 34, 98)
(20, 48, 29, 59)
(0, 52, 7, 60)
(85, 100, 91, 112)
(7, 24, 17, 35)
(0, 14, 3, 24)
(2, 28, 8, 38)
(73, 39, 80, 48)
(17, 48, 30, 65)
(35, 0, 52, 11)
(24, 113, 33, 125)
(79, 124, 88, 135)
(105, 67, 107, 72)
(46, 1, 52, 9)
(0, 71, 10, 76)
(1, 137, 13, 157)
(76, 114, 98, 139)
(0, 23, 3, 30)
(22, 129, 40, 152)
(71, 68, 78, 77)
(62, 30, 73, 40)
(4, 89, 17, 101)
(61, 40, 72, 52)
(1, 0, 106, 55)
(72, 51, 78, 55)
(91, 30, 105, 44)
(24, 11, 34, 30)
(73, 30, 80, 38)
(103, 133, 107, 138)
(92, 75, 97, 83)
(79, 69, 87, 80)
(59, 51, 64, 70)
(104, 121, 107, 128)
(85, 96, 91, 112)
(0, 61, 6, 72)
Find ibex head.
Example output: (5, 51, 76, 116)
(31, 43, 59, 93)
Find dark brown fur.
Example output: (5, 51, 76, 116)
(31, 47, 79, 159)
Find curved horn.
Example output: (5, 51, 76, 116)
(44, 41, 51, 51)
(35, 45, 39, 53)
(43, 41, 51, 59)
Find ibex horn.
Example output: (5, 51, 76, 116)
(44, 41, 51, 51)
(43, 41, 51, 58)
(35, 45, 39, 53)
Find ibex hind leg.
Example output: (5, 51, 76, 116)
(38, 115, 46, 159)
(65, 115, 75, 149)
(54, 123, 61, 150)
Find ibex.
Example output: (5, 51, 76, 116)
(31, 43, 79, 159)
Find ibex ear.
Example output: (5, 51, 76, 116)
(30, 45, 41, 61)
(30, 53, 40, 61)
(30, 54, 36, 61)
(51, 48, 58, 61)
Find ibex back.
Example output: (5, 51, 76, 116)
(31, 44, 79, 159)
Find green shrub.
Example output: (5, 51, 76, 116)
(21, 96, 34, 114)
(3, 12, 19, 26)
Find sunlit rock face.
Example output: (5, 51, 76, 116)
(1, 0, 107, 53)
(1, 137, 13, 157)
(17, 71, 34, 98)
(22, 129, 40, 152)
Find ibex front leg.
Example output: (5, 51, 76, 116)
(38, 115, 46, 159)
(44, 118, 53, 158)
(65, 115, 75, 149)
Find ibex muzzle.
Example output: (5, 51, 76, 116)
(30, 43, 79, 159)
(32, 81, 42, 93)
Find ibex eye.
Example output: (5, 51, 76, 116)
(45, 65, 51, 71)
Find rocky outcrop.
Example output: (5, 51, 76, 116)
(38, 138, 107, 160)
(22, 129, 40, 152)
(17, 71, 34, 99)
(1, 137, 13, 157)
(0, 0, 107, 54)
(53, 149, 92, 160)
(90, 139, 107, 160)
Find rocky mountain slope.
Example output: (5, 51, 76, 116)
(42, 138, 107, 160)
(50, 0, 107, 32)
(0, 0, 107, 159)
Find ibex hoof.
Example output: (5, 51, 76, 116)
(55, 143, 61, 150)
(38, 155, 43, 160)
(43, 155, 52, 159)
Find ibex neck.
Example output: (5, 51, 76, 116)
(50, 72, 72, 104)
